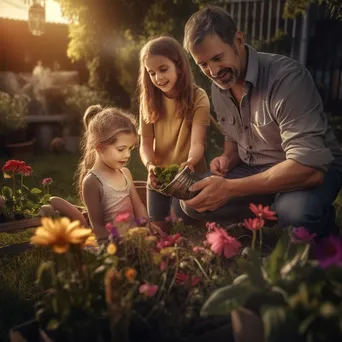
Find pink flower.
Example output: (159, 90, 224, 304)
(176, 272, 201, 286)
(291, 227, 317, 244)
(206, 222, 220, 231)
(105, 222, 118, 238)
(139, 284, 158, 297)
(115, 210, 131, 223)
(156, 233, 182, 249)
(314, 236, 342, 269)
(243, 218, 265, 231)
(249, 203, 277, 220)
(160, 260, 166, 271)
(193, 246, 205, 254)
(206, 227, 241, 259)
(42, 177, 53, 185)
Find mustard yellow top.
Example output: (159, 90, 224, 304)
(139, 87, 210, 174)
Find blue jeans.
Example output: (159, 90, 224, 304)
(179, 163, 342, 237)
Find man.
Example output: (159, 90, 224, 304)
(180, 5, 342, 237)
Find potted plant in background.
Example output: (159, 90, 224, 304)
(0, 159, 52, 232)
(0, 91, 34, 158)
(63, 85, 115, 153)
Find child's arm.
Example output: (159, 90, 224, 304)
(181, 124, 207, 171)
(122, 168, 148, 219)
(82, 174, 108, 240)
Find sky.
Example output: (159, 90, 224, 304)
(0, 0, 69, 24)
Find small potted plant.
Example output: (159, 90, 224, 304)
(0, 159, 53, 232)
(0, 91, 34, 157)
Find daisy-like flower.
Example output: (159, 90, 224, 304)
(125, 268, 137, 282)
(2, 160, 32, 176)
(107, 242, 117, 255)
(206, 227, 241, 259)
(127, 227, 151, 236)
(30, 217, 94, 254)
(176, 272, 201, 286)
(243, 218, 265, 231)
(139, 284, 158, 297)
(291, 227, 317, 244)
(249, 203, 277, 220)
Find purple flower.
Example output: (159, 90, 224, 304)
(105, 222, 119, 239)
(136, 217, 148, 226)
(165, 216, 173, 222)
(314, 235, 342, 269)
(291, 227, 317, 244)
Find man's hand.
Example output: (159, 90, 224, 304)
(210, 156, 229, 176)
(184, 176, 234, 212)
(147, 164, 160, 189)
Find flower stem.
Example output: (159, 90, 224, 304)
(252, 231, 256, 250)
(259, 227, 263, 252)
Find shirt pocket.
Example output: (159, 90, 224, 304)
(218, 115, 239, 142)
(251, 120, 282, 147)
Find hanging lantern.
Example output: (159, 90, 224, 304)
(28, 0, 46, 36)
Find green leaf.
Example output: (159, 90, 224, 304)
(36, 261, 54, 289)
(1, 186, 13, 199)
(236, 253, 266, 289)
(200, 284, 256, 317)
(262, 306, 301, 342)
(31, 188, 42, 194)
(265, 231, 290, 282)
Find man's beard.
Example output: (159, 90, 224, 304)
(213, 67, 239, 89)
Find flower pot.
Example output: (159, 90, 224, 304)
(158, 166, 201, 200)
(5, 139, 36, 159)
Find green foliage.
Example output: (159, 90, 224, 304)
(0, 92, 30, 135)
(154, 164, 180, 187)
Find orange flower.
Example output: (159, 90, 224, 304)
(125, 268, 137, 282)
(30, 217, 94, 254)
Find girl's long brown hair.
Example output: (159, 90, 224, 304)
(75, 105, 137, 199)
(138, 36, 196, 124)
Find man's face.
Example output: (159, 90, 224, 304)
(190, 33, 243, 90)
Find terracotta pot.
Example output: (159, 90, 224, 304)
(158, 166, 201, 200)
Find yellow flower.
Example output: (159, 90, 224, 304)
(84, 235, 98, 247)
(3, 172, 11, 179)
(107, 242, 117, 255)
(30, 217, 94, 254)
(125, 268, 137, 282)
(127, 227, 151, 236)
(160, 247, 177, 256)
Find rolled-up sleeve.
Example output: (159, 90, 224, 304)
(271, 65, 333, 171)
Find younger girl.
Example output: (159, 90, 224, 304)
(50, 105, 160, 240)
(138, 36, 210, 230)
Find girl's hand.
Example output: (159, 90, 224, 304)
(147, 164, 160, 189)
(180, 161, 195, 172)
(150, 222, 167, 237)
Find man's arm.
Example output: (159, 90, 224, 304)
(186, 159, 324, 212)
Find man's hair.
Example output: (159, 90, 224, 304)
(184, 5, 237, 52)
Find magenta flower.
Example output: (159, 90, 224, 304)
(42, 177, 53, 185)
(136, 217, 148, 226)
(105, 222, 118, 238)
(243, 218, 265, 231)
(176, 272, 201, 287)
(206, 227, 241, 259)
(193, 246, 205, 254)
(249, 203, 277, 220)
(115, 210, 131, 223)
(206, 222, 220, 231)
(139, 284, 158, 297)
(156, 233, 182, 249)
(314, 236, 342, 269)
(291, 227, 317, 244)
